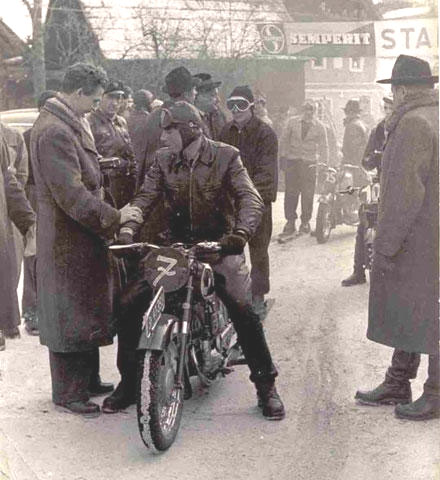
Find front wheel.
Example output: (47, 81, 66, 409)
(315, 202, 332, 244)
(136, 340, 184, 452)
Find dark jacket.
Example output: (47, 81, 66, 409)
(31, 97, 121, 352)
(127, 108, 150, 167)
(367, 90, 439, 355)
(128, 136, 264, 243)
(0, 137, 35, 332)
(219, 115, 278, 204)
(203, 108, 228, 141)
(342, 115, 368, 166)
(362, 118, 386, 173)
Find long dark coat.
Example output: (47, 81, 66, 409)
(0, 137, 35, 332)
(367, 90, 439, 355)
(31, 97, 121, 353)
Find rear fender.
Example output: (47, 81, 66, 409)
(137, 314, 179, 351)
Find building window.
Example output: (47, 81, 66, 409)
(311, 57, 327, 70)
(349, 57, 364, 72)
(333, 57, 343, 69)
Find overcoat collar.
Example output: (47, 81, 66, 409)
(43, 97, 98, 154)
(386, 90, 439, 134)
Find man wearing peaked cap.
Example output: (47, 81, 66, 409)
(355, 55, 439, 421)
(194, 73, 227, 140)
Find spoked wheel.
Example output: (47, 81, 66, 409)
(315, 203, 332, 244)
(136, 340, 184, 452)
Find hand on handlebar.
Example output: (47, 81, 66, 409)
(219, 232, 247, 255)
(119, 204, 143, 225)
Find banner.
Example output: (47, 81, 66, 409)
(374, 19, 437, 58)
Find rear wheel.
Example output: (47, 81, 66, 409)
(315, 203, 332, 244)
(136, 340, 184, 452)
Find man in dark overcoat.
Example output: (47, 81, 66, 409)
(31, 63, 143, 417)
(0, 135, 35, 349)
(355, 55, 439, 421)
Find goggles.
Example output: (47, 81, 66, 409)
(226, 96, 254, 112)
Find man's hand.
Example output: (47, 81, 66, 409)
(119, 204, 143, 224)
(372, 251, 395, 276)
(117, 227, 134, 245)
(219, 232, 247, 255)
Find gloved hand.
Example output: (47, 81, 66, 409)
(117, 227, 134, 245)
(372, 251, 395, 276)
(219, 232, 247, 255)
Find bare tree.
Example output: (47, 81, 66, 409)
(22, 0, 46, 99)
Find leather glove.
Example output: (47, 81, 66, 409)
(117, 227, 134, 245)
(372, 251, 395, 276)
(219, 231, 247, 255)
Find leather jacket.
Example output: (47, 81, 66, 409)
(127, 136, 264, 243)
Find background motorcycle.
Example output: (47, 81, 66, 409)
(110, 241, 241, 453)
(314, 163, 367, 244)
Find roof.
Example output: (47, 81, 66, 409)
(76, 0, 292, 59)
(0, 19, 25, 60)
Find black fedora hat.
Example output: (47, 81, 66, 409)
(194, 73, 221, 92)
(162, 67, 201, 96)
(377, 54, 438, 85)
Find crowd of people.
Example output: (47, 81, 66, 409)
(0, 54, 438, 424)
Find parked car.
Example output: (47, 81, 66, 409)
(0, 108, 39, 133)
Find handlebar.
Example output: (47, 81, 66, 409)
(99, 157, 129, 170)
(109, 241, 222, 255)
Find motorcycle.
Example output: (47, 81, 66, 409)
(109, 241, 241, 452)
(314, 163, 366, 244)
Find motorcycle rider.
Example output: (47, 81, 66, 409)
(103, 101, 285, 421)
(87, 80, 136, 209)
(341, 96, 393, 287)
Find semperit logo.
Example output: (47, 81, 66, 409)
(260, 24, 286, 54)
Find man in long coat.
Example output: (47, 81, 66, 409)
(0, 135, 35, 349)
(31, 63, 142, 417)
(355, 55, 439, 421)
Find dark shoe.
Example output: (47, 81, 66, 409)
(89, 378, 115, 397)
(102, 382, 135, 413)
(4, 327, 20, 339)
(0, 331, 5, 351)
(280, 220, 296, 237)
(395, 393, 440, 421)
(355, 381, 412, 406)
(256, 380, 286, 420)
(23, 312, 39, 336)
(56, 400, 101, 418)
(299, 222, 311, 234)
(341, 272, 366, 287)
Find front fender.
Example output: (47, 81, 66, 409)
(137, 314, 179, 351)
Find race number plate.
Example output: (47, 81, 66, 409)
(141, 247, 189, 292)
(142, 286, 166, 337)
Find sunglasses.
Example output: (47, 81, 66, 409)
(226, 97, 254, 112)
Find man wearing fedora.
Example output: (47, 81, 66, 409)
(341, 99, 368, 171)
(194, 73, 228, 141)
(355, 55, 439, 420)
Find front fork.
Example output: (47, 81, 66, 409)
(175, 273, 194, 391)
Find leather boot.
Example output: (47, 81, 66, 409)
(355, 380, 412, 406)
(89, 375, 114, 397)
(102, 382, 135, 413)
(255, 380, 285, 420)
(341, 271, 366, 287)
(395, 393, 440, 421)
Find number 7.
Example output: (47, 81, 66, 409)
(153, 255, 178, 287)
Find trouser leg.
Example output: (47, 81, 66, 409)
(115, 274, 150, 394)
(22, 255, 37, 315)
(284, 160, 302, 222)
(249, 204, 272, 297)
(424, 354, 440, 396)
(213, 255, 277, 383)
(353, 222, 365, 274)
(386, 349, 421, 384)
(49, 350, 94, 405)
(300, 162, 316, 224)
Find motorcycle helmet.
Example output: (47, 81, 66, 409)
(160, 101, 203, 148)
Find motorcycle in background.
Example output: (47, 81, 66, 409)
(314, 163, 366, 244)
(109, 241, 241, 452)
